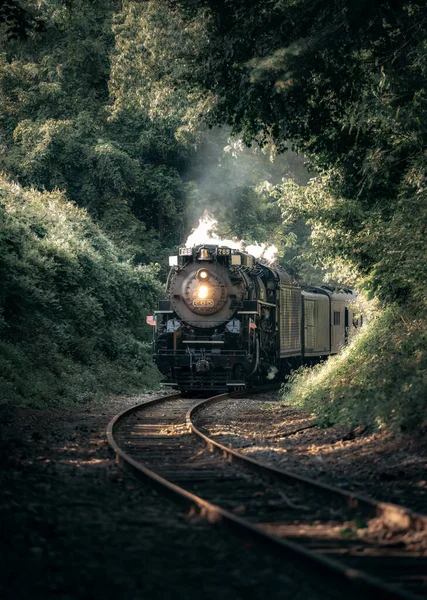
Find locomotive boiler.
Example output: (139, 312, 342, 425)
(148, 244, 356, 392)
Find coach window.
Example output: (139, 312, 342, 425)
(334, 311, 341, 326)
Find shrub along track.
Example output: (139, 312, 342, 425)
(108, 393, 427, 600)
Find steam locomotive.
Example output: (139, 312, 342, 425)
(148, 244, 356, 392)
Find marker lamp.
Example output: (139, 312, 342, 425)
(197, 269, 210, 281)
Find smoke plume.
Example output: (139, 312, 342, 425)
(185, 211, 278, 264)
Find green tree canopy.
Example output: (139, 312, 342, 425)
(136, 0, 427, 305)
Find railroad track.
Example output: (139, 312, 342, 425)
(107, 392, 427, 600)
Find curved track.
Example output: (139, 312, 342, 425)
(107, 393, 427, 600)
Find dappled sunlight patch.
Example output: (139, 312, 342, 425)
(55, 458, 107, 467)
(260, 518, 427, 552)
(243, 445, 284, 456)
(259, 520, 363, 540)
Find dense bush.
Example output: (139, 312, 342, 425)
(284, 304, 427, 432)
(0, 176, 161, 406)
(276, 168, 427, 431)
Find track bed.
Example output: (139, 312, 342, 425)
(110, 393, 427, 600)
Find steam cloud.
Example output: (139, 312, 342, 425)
(185, 213, 241, 250)
(185, 211, 278, 264)
(266, 366, 279, 380)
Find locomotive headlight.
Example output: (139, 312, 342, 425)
(197, 285, 210, 299)
(197, 269, 210, 281)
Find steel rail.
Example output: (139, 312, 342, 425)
(107, 392, 424, 600)
(188, 395, 427, 534)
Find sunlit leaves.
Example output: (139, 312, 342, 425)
(0, 176, 161, 405)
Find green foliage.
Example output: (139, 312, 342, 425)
(108, 0, 212, 140)
(0, 176, 161, 406)
(0, 0, 190, 258)
(273, 166, 427, 307)
(149, 0, 427, 304)
(108, 0, 315, 272)
(149, 0, 427, 430)
(283, 304, 427, 432)
(1, 0, 426, 425)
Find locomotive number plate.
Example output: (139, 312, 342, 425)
(193, 299, 214, 308)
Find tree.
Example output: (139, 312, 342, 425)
(143, 0, 427, 305)
(0, 0, 191, 262)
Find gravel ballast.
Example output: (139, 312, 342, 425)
(195, 393, 427, 514)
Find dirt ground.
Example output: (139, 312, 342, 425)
(198, 394, 427, 514)
(0, 392, 360, 600)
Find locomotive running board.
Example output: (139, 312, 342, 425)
(182, 340, 225, 344)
